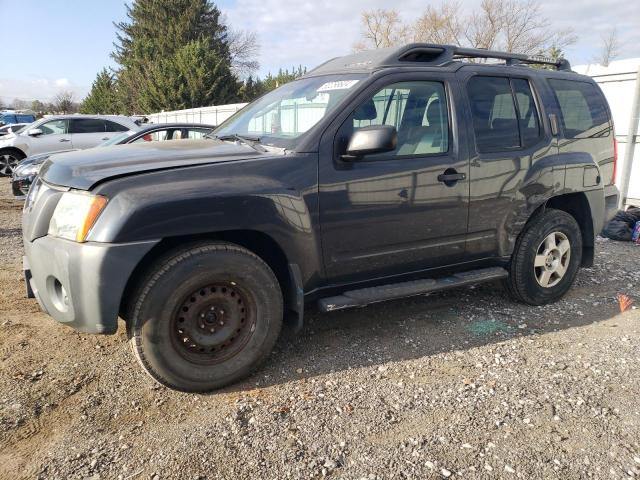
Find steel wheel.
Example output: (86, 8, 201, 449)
(170, 282, 256, 365)
(0, 154, 19, 176)
(534, 231, 571, 288)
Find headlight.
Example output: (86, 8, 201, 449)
(48, 192, 108, 242)
(15, 162, 41, 177)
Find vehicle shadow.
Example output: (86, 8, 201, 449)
(224, 275, 624, 393)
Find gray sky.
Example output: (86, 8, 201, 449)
(1, 0, 639, 104)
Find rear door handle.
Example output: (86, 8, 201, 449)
(101, 137, 109, 141)
(59, 138, 70, 142)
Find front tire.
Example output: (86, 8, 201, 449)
(505, 209, 582, 305)
(0, 150, 25, 176)
(127, 242, 283, 392)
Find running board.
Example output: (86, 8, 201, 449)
(318, 267, 508, 312)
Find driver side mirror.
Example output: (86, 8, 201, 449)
(28, 128, 43, 137)
(342, 125, 397, 160)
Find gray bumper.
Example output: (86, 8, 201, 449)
(23, 236, 158, 334)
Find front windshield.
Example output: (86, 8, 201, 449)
(214, 74, 367, 149)
(99, 132, 131, 146)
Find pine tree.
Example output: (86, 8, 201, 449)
(138, 39, 239, 111)
(261, 66, 307, 93)
(239, 76, 265, 102)
(80, 69, 119, 114)
(112, 0, 238, 113)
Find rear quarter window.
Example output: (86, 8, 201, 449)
(548, 79, 610, 139)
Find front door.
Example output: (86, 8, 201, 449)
(318, 74, 470, 283)
(27, 119, 72, 155)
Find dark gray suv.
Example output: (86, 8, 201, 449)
(22, 44, 619, 392)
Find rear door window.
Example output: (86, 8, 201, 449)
(467, 76, 519, 152)
(104, 120, 129, 132)
(467, 76, 542, 152)
(548, 79, 609, 138)
(71, 118, 106, 133)
(512, 79, 541, 148)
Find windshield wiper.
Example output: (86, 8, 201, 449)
(213, 133, 266, 152)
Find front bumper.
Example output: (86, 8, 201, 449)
(23, 235, 158, 334)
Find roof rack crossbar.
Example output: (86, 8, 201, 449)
(446, 46, 571, 70)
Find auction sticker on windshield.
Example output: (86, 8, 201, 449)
(317, 80, 360, 92)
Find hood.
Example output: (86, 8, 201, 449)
(0, 131, 17, 143)
(40, 139, 270, 190)
(26, 149, 79, 166)
(13, 149, 78, 179)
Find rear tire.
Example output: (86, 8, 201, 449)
(504, 209, 582, 305)
(127, 242, 283, 392)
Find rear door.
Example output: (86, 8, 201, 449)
(457, 71, 555, 260)
(318, 72, 470, 283)
(70, 118, 109, 149)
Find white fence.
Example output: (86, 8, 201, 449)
(147, 103, 247, 126)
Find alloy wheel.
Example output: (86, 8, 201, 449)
(534, 231, 571, 288)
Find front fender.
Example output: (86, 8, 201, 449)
(88, 155, 323, 288)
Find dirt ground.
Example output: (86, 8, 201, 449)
(0, 180, 639, 480)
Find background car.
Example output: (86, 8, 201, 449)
(11, 122, 215, 197)
(0, 123, 28, 136)
(0, 114, 140, 176)
(0, 109, 36, 127)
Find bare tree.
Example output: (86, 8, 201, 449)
(354, 0, 577, 58)
(353, 9, 411, 51)
(227, 29, 260, 78)
(413, 2, 463, 45)
(53, 91, 75, 114)
(11, 99, 30, 110)
(597, 28, 620, 66)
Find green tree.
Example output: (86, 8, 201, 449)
(239, 76, 265, 102)
(261, 66, 307, 93)
(139, 39, 239, 112)
(80, 68, 119, 114)
(30, 100, 46, 115)
(113, 0, 237, 113)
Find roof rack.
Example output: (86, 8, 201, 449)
(449, 46, 571, 71)
(306, 43, 571, 76)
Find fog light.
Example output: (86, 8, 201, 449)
(48, 277, 69, 312)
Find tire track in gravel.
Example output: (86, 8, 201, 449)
(0, 373, 100, 480)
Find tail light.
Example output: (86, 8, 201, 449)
(612, 135, 618, 185)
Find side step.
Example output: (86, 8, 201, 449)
(318, 267, 508, 312)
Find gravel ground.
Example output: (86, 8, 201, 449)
(0, 180, 639, 480)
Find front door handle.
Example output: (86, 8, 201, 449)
(101, 137, 109, 141)
(437, 169, 466, 186)
(59, 138, 71, 142)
